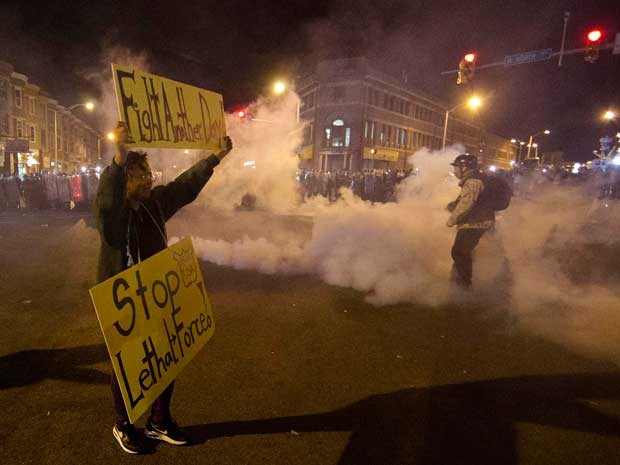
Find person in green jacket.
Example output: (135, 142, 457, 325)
(94, 122, 233, 454)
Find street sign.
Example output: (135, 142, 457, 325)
(613, 33, 620, 55)
(504, 49, 553, 66)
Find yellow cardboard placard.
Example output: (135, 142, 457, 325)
(112, 64, 227, 151)
(90, 238, 215, 423)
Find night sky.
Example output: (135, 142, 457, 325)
(1, 0, 619, 161)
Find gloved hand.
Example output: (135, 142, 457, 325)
(446, 200, 458, 212)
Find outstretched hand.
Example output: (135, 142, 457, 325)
(216, 136, 233, 161)
(113, 122, 131, 166)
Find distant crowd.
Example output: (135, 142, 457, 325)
(2, 164, 620, 212)
(296, 169, 415, 203)
(0, 172, 99, 211)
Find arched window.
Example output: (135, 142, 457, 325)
(323, 118, 351, 148)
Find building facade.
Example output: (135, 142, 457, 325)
(0, 61, 100, 176)
(297, 58, 516, 172)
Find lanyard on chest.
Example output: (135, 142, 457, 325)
(125, 202, 168, 267)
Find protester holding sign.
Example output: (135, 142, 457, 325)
(94, 122, 232, 454)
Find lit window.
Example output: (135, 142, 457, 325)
(345, 128, 351, 147)
(332, 119, 344, 126)
(324, 128, 331, 147)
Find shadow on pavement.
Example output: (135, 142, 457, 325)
(184, 372, 620, 465)
(0, 343, 109, 389)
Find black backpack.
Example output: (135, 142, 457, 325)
(482, 174, 512, 211)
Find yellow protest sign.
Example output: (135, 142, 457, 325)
(89, 238, 215, 424)
(112, 64, 227, 151)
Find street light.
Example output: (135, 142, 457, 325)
(273, 81, 286, 95)
(468, 96, 482, 110)
(603, 110, 616, 121)
(526, 129, 550, 159)
(510, 139, 528, 162)
(441, 95, 482, 149)
(271, 79, 299, 123)
(54, 101, 95, 173)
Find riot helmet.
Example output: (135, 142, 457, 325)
(450, 154, 478, 170)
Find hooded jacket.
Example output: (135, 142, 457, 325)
(94, 155, 220, 283)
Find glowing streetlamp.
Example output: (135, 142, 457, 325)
(603, 110, 616, 121)
(511, 139, 527, 162)
(442, 95, 483, 149)
(526, 129, 550, 159)
(271, 79, 299, 123)
(273, 81, 286, 95)
(468, 96, 482, 110)
(69, 101, 95, 111)
(54, 100, 96, 173)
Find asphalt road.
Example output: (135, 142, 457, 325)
(1, 210, 620, 465)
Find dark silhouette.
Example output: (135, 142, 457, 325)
(183, 372, 620, 465)
(0, 343, 109, 389)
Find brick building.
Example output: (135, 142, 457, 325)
(297, 58, 516, 172)
(0, 61, 100, 176)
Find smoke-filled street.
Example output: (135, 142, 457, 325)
(2, 207, 620, 465)
(2, 0, 620, 462)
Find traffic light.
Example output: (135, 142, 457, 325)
(585, 29, 602, 63)
(236, 109, 247, 119)
(457, 53, 476, 85)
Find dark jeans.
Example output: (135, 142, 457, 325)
(451, 228, 487, 288)
(111, 372, 174, 426)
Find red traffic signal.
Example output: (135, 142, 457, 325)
(237, 110, 246, 118)
(587, 29, 602, 42)
(457, 52, 477, 85)
(585, 29, 602, 63)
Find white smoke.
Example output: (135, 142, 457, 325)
(82, 46, 151, 164)
(199, 93, 303, 213)
(191, 144, 463, 306)
(91, 49, 620, 361)
(188, 93, 620, 360)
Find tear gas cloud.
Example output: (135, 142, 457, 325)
(187, 91, 620, 360)
(92, 48, 620, 361)
(200, 94, 303, 213)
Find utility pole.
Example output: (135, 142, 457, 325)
(558, 10, 570, 67)
(54, 109, 58, 174)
